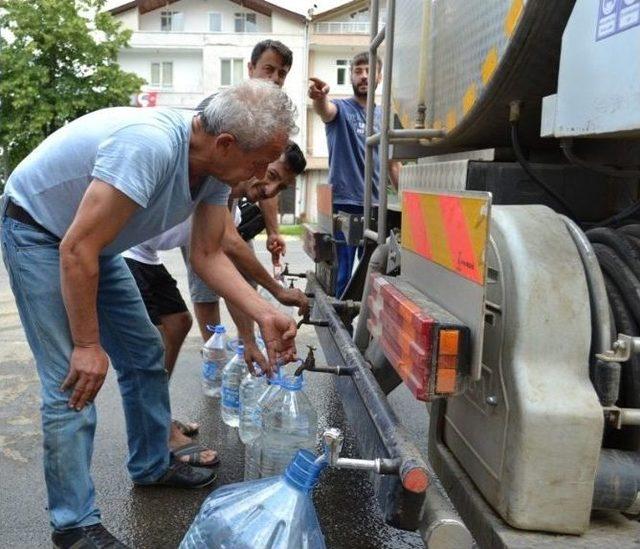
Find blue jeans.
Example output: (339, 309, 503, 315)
(0, 215, 171, 531)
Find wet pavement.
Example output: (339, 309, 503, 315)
(0, 236, 426, 548)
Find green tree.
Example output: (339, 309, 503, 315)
(0, 0, 145, 186)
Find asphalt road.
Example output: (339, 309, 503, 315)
(0, 235, 426, 548)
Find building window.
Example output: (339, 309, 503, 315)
(160, 11, 184, 32)
(336, 59, 348, 85)
(221, 58, 244, 86)
(208, 12, 222, 32)
(234, 12, 257, 32)
(150, 62, 173, 88)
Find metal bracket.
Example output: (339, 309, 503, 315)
(596, 333, 640, 362)
(603, 406, 640, 429)
(387, 229, 402, 272)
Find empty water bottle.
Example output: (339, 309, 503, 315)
(201, 325, 227, 398)
(259, 372, 318, 478)
(180, 449, 327, 549)
(221, 344, 247, 427)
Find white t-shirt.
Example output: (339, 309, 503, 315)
(123, 200, 242, 265)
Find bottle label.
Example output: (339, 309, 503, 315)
(222, 385, 240, 409)
(202, 361, 218, 381)
(251, 407, 262, 425)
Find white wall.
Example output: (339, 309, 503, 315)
(271, 12, 303, 35)
(119, 50, 203, 93)
(310, 49, 356, 93)
(116, 8, 138, 30)
(138, 0, 271, 33)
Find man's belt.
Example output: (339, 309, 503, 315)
(5, 200, 59, 239)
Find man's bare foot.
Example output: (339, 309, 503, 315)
(169, 422, 218, 466)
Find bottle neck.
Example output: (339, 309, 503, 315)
(283, 450, 326, 494)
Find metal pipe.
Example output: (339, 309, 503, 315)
(366, 134, 381, 146)
(415, 0, 432, 128)
(371, 27, 385, 50)
(363, 0, 380, 234)
(390, 128, 446, 140)
(621, 408, 640, 426)
(364, 228, 379, 241)
(310, 272, 429, 494)
(376, 0, 396, 245)
(367, 129, 446, 146)
(561, 216, 612, 355)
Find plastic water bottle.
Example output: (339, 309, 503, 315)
(221, 344, 246, 427)
(180, 449, 327, 549)
(243, 372, 283, 481)
(239, 369, 268, 444)
(201, 325, 227, 398)
(259, 372, 318, 478)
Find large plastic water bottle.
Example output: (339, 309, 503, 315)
(221, 344, 246, 427)
(179, 449, 327, 549)
(239, 369, 268, 444)
(259, 372, 318, 478)
(242, 372, 283, 481)
(201, 325, 227, 398)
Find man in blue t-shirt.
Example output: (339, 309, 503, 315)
(309, 52, 400, 297)
(0, 79, 297, 548)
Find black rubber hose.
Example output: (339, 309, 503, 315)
(620, 224, 640, 240)
(592, 449, 640, 513)
(602, 276, 640, 405)
(593, 202, 640, 229)
(561, 139, 640, 179)
(592, 243, 640, 329)
(587, 227, 640, 281)
(624, 235, 640, 255)
(510, 122, 578, 220)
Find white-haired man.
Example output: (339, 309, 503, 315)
(0, 79, 297, 548)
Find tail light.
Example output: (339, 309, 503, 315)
(367, 273, 470, 401)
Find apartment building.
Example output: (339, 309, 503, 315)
(108, 0, 384, 221)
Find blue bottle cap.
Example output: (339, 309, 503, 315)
(284, 449, 327, 493)
(280, 373, 303, 391)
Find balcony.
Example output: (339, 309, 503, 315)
(127, 31, 302, 50)
(309, 22, 370, 49)
(313, 21, 370, 35)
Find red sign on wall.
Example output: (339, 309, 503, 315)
(136, 91, 158, 107)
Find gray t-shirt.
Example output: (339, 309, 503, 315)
(5, 107, 230, 255)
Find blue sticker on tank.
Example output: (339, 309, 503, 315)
(597, 0, 640, 40)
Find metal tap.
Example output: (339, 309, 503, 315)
(321, 428, 400, 474)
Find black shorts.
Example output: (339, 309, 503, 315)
(125, 258, 188, 326)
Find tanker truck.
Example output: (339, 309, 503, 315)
(298, 0, 640, 547)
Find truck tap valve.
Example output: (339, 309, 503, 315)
(294, 346, 353, 377)
(321, 428, 400, 475)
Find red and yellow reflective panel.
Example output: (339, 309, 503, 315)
(401, 191, 490, 285)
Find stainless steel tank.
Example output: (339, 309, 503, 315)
(392, 0, 576, 153)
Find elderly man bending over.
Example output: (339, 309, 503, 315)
(0, 79, 297, 549)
